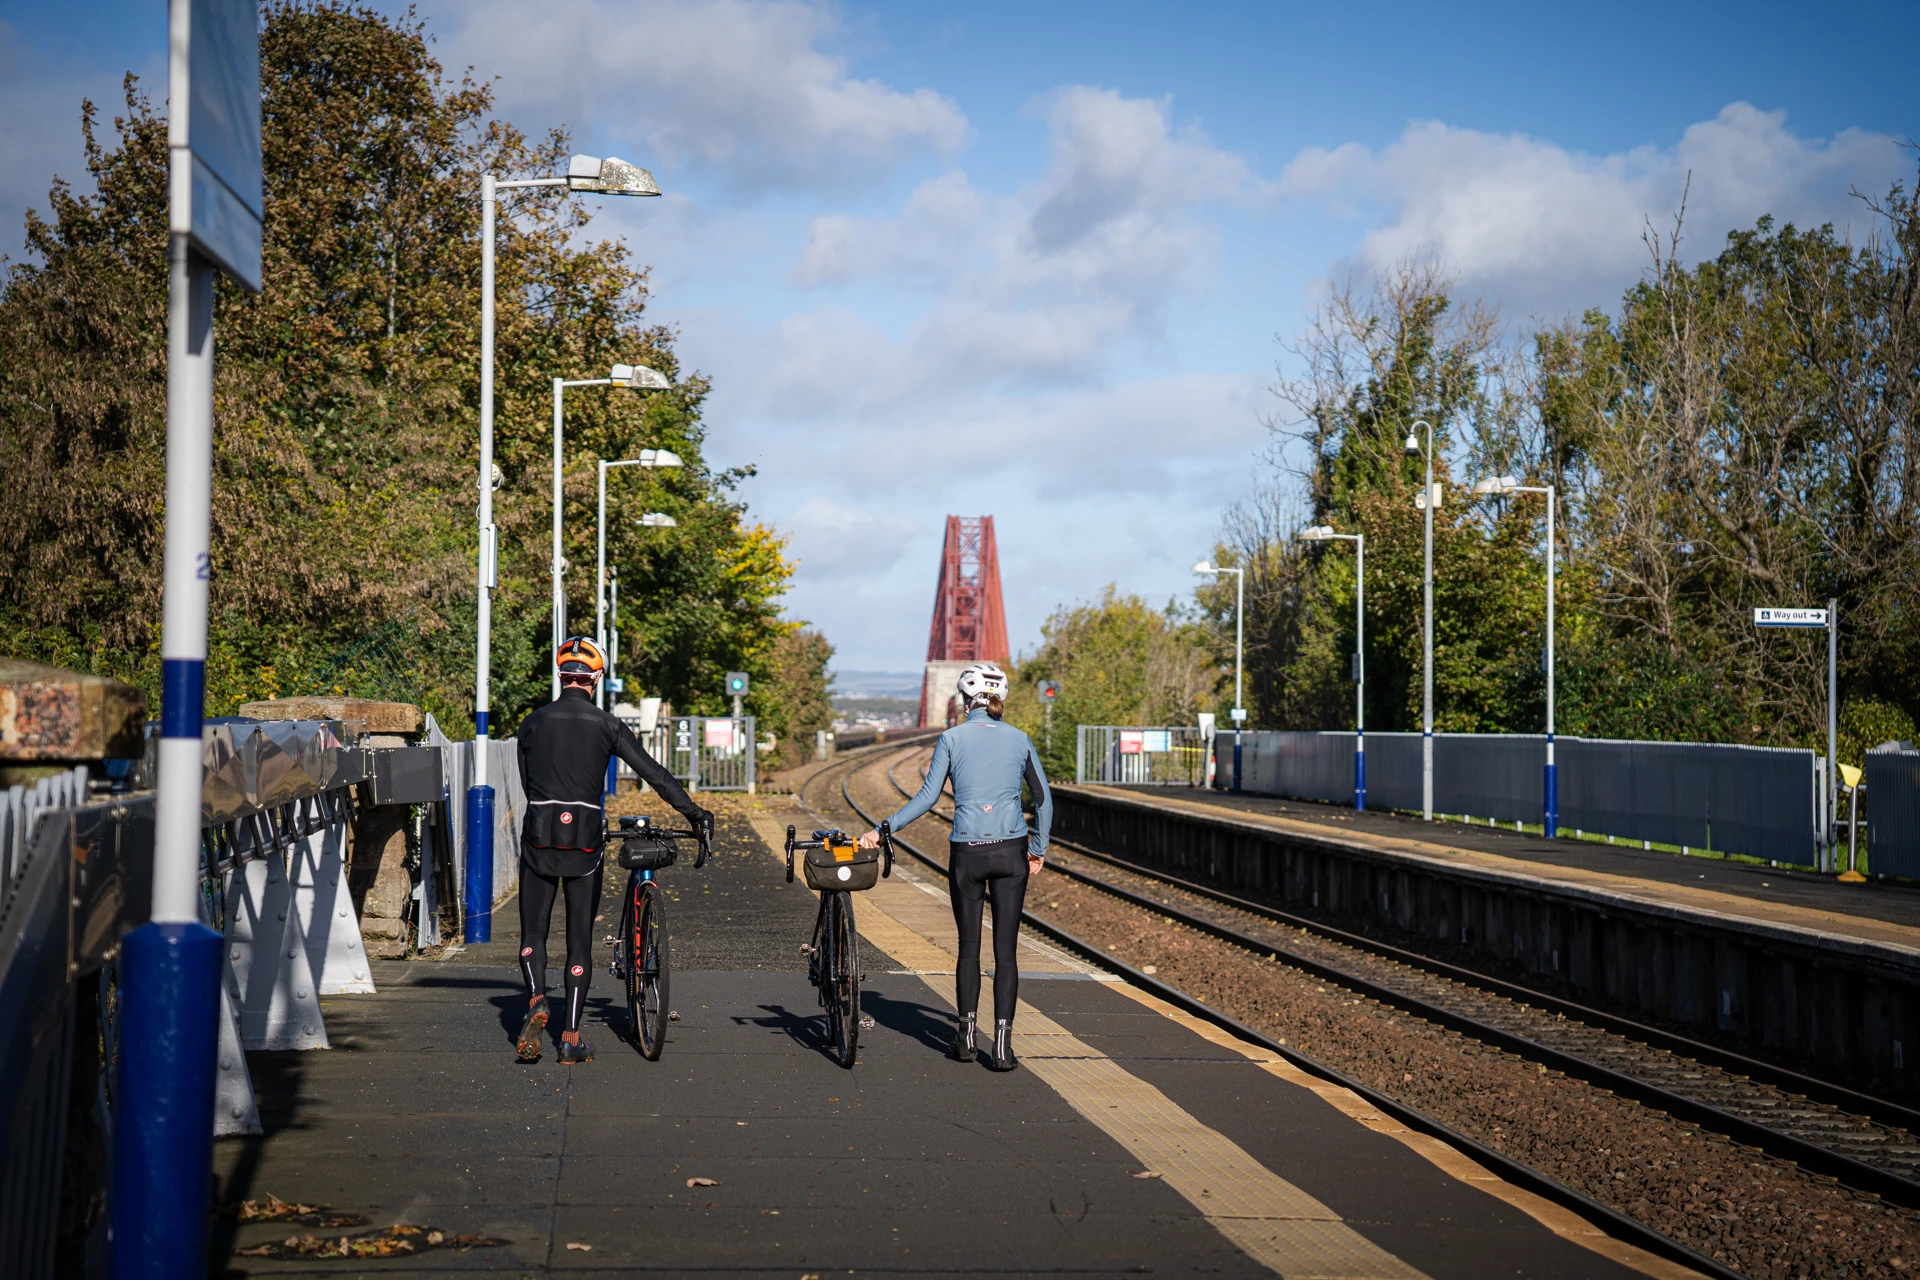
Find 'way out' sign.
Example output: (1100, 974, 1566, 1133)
(1754, 607, 1829, 628)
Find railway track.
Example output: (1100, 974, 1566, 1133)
(796, 742, 1764, 1280)
(868, 746, 1920, 1210)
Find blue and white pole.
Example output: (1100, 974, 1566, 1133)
(1354, 534, 1366, 812)
(467, 172, 498, 944)
(112, 198, 223, 1280)
(1543, 486, 1558, 838)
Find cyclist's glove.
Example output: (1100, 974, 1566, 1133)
(696, 808, 716, 841)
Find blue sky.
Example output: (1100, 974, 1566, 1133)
(4, 1, 1915, 675)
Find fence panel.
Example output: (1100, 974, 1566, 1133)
(1235, 732, 1351, 803)
(1435, 734, 1542, 825)
(1868, 746, 1920, 878)
(663, 716, 758, 792)
(1076, 726, 1210, 786)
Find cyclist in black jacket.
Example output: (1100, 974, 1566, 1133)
(514, 636, 711, 1064)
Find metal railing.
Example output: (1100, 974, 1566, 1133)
(1224, 730, 1821, 867)
(644, 716, 758, 792)
(1076, 726, 1211, 787)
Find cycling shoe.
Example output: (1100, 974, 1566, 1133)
(558, 1036, 595, 1065)
(516, 996, 550, 1062)
(989, 1019, 1018, 1072)
(947, 1013, 977, 1062)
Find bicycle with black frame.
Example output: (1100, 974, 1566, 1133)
(784, 822, 892, 1067)
(605, 814, 711, 1060)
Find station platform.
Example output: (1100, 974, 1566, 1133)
(1083, 784, 1920, 956)
(211, 793, 1696, 1278)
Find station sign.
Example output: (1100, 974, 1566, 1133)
(1754, 608, 1829, 628)
(170, 0, 263, 291)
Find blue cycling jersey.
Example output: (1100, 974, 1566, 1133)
(886, 708, 1053, 857)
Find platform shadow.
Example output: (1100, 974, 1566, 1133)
(862, 989, 954, 1052)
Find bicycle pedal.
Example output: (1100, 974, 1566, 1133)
(799, 943, 817, 957)
(859, 1016, 875, 1030)
(668, 1010, 681, 1023)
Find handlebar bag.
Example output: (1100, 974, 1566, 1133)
(525, 800, 603, 851)
(616, 838, 677, 872)
(802, 841, 880, 892)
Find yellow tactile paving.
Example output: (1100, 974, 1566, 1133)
(1078, 785, 1920, 957)
(748, 810, 1427, 1278)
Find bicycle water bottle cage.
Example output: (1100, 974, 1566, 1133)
(802, 830, 880, 892)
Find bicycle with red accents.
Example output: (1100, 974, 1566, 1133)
(606, 814, 711, 1060)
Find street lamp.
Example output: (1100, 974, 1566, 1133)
(596, 450, 683, 706)
(1473, 474, 1558, 836)
(1194, 560, 1246, 792)
(1403, 420, 1436, 821)
(552, 363, 672, 701)
(470, 153, 659, 944)
(1300, 526, 1365, 810)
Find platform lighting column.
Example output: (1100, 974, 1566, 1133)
(1473, 476, 1557, 835)
(1299, 527, 1365, 810)
(1193, 561, 1246, 791)
(1403, 421, 1436, 821)
(471, 154, 660, 943)
(595, 446, 682, 705)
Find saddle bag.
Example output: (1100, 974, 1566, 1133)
(802, 840, 880, 892)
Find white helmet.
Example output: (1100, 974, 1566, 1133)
(955, 662, 1009, 708)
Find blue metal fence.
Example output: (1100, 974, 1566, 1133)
(1221, 730, 1820, 866)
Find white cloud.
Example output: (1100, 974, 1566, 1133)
(430, 0, 967, 191)
(1281, 103, 1908, 313)
(783, 498, 920, 580)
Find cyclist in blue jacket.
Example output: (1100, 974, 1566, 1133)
(861, 662, 1051, 1071)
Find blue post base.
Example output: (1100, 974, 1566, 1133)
(1544, 761, 1558, 839)
(111, 921, 223, 1280)
(604, 757, 618, 800)
(1355, 745, 1367, 812)
(1232, 735, 1243, 794)
(465, 784, 495, 943)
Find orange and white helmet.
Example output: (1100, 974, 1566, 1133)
(555, 636, 606, 679)
(956, 662, 1008, 708)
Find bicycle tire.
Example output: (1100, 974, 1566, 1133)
(831, 892, 860, 1068)
(632, 879, 671, 1060)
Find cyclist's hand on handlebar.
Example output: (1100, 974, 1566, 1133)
(857, 828, 882, 850)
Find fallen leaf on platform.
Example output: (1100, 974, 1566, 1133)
(1141, 965, 1158, 975)
(218, 1193, 367, 1228)
(687, 1177, 719, 1187)
(232, 1224, 504, 1259)
(1130, 1171, 1162, 1179)
(566, 1242, 592, 1251)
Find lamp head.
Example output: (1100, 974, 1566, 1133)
(1192, 561, 1218, 575)
(567, 154, 662, 197)
(612, 363, 671, 390)
(1472, 475, 1520, 495)
(1299, 526, 1336, 541)
(1403, 432, 1420, 454)
(636, 513, 677, 528)
(638, 448, 683, 469)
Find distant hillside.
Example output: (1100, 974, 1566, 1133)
(829, 669, 922, 699)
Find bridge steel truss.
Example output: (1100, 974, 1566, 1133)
(918, 515, 1010, 728)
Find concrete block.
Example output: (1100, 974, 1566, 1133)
(238, 697, 423, 737)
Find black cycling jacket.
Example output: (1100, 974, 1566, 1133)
(516, 688, 703, 877)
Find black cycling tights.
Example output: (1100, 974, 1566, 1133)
(949, 838, 1030, 1024)
(518, 861, 604, 1034)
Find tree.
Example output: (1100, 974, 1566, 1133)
(0, 2, 821, 734)
(1005, 588, 1224, 781)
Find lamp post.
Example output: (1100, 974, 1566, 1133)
(552, 364, 671, 701)
(470, 154, 659, 944)
(1193, 560, 1246, 792)
(1472, 476, 1557, 835)
(1403, 420, 1436, 821)
(594, 449, 682, 706)
(1300, 526, 1365, 810)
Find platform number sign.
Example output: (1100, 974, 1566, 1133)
(725, 671, 750, 696)
(1038, 680, 1061, 702)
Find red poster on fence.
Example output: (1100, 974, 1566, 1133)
(1118, 731, 1144, 754)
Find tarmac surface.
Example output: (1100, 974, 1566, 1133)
(1099, 783, 1920, 933)
(210, 789, 1702, 1277)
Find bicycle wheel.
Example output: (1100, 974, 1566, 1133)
(631, 880, 671, 1060)
(829, 892, 860, 1068)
